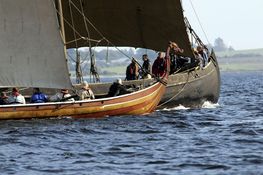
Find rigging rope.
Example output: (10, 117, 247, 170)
(189, 0, 210, 45)
(157, 71, 190, 108)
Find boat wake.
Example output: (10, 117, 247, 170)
(201, 101, 220, 109)
(162, 105, 190, 111)
(160, 101, 220, 111)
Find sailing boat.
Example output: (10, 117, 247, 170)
(0, 0, 167, 120)
(59, 0, 220, 108)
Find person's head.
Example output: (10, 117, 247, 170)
(33, 88, 40, 93)
(12, 87, 19, 96)
(131, 58, 136, 65)
(158, 52, 165, 58)
(81, 81, 89, 90)
(115, 78, 122, 85)
(142, 54, 148, 61)
(197, 46, 203, 52)
(61, 89, 68, 94)
(0, 92, 7, 98)
(169, 41, 178, 49)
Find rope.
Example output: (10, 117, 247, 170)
(157, 70, 191, 108)
(189, 0, 210, 45)
(54, 4, 101, 46)
(68, 0, 78, 48)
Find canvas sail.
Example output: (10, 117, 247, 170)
(60, 0, 194, 58)
(0, 0, 72, 89)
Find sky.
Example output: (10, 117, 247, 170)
(182, 0, 263, 50)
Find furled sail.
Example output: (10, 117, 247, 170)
(60, 0, 194, 58)
(0, 0, 72, 89)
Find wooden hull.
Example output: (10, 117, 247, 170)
(88, 53, 220, 109)
(0, 82, 165, 120)
(159, 54, 220, 108)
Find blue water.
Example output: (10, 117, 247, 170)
(0, 71, 263, 175)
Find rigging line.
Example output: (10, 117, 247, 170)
(189, 0, 210, 45)
(68, 1, 104, 40)
(54, 8, 88, 45)
(67, 52, 77, 63)
(65, 37, 101, 45)
(53, 4, 99, 47)
(77, 1, 101, 82)
(68, 1, 133, 61)
(68, 0, 78, 48)
(157, 71, 191, 108)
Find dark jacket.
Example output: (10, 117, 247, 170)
(108, 83, 130, 97)
(142, 60, 151, 78)
(152, 57, 166, 77)
(126, 63, 139, 80)
(0, 97, 9, 105)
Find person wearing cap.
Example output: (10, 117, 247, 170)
(141, 54, 152, 79)
(49, 89, 74, 102)
(0, 91, 9, 105)
(30, 88, 48, 103)
(108, 78, 130, 97)
(8, 88, 26, 104)
(77, 82, 95, 100)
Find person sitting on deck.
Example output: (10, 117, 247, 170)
(49, 89, 74, 102)
(152, 52, 167, 77)
(30, 88, 48, 103)
(0, 92, 9, 105)
(141, 54, 152, 79)
(77, 82, 95, 100)
(8, 88, 26, 104)
(126, 59, 139, 80)
(108, 79, 131, 97)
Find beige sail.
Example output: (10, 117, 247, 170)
(0, 0, 72, 89)
(60, 0, 194, 57)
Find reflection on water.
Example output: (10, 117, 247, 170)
(0, 71, 263, 174)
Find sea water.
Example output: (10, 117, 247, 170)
(0, 71, 262, 175)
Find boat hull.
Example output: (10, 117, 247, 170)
(159, 56, 220, 108)
(0, 82, 165, 120)
(88, 54, 220, 109)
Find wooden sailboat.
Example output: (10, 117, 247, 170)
(0, 0, 167, 120)
(59, 0, 220, 108)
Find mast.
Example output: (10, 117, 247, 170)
(57, 0, 70, 75)
(75, 49, 83, 84)
(58, 0, 83, 84)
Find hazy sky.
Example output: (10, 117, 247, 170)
(182, 0, 263, 50)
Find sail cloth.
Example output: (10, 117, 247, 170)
(0, 0, 72, 89)
(60, 0, 194, 58)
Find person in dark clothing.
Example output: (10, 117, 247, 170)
(141, 54, 151, 79)
(152, 52, 167, 77)
(108, 79, 131, 97)
(126, 59, 139, 80)
(30, 88, 48, 103)
(197, 45, 208, 67)
(0, 92, 9, 105)
(168, 41, 190, 72)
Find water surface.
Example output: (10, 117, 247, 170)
(0, 71, 263, 175)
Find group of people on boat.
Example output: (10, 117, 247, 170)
(125, 42, 209, 80)
(0, 82, 96, 105)
(0, 78, 136, 105)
